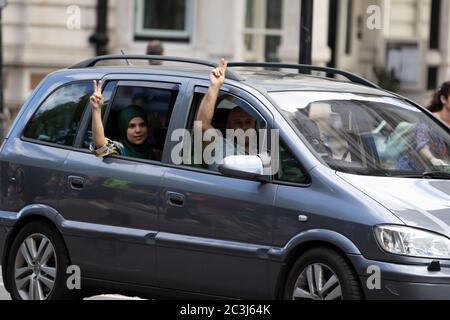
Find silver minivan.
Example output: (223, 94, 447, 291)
(0, 55, 449, 300)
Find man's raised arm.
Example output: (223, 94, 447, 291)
(196, 59, 228, 132)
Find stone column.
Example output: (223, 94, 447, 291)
(278, 0, 300, 64)
(312, 0, 331, 66)
(205, 0, 238, 61)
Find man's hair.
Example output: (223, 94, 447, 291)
(147, 40, 164, 56)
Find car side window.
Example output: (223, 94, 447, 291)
(86, 83, 179, 162)
(23, 82, 92, 147)
(276, 143, 310, 184)
(183, 90, 267, 172)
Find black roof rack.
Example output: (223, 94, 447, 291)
(68, 54, 243, 81)
(69, 55, 379, 89)
(227, 62, 380, 89)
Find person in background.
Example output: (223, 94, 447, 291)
(395, 82, 450, 170)
(428, 82, 450, 126)
(147, 40, 164, 65)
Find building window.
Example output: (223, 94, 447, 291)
(427, 66, 439, 90)
(135, 0, 193, 41)
(387, 43, 419, 87)
(243, 0, 283, 62)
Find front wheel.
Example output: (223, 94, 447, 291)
(284, 247, 364, 300)
(6, 221, 81, 300)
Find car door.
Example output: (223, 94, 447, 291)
(59, 76, 186, 286)
(157, 82, 278, 299)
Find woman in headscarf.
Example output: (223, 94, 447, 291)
(89, 80, 155, 160)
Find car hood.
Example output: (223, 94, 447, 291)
(336, 172, 450, 237)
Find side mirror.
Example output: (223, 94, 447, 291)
(218, 155, 264, 180)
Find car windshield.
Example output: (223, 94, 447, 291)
(270, 91, 450, 177)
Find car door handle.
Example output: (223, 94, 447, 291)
(68, 176, 85, 191)
(166, 192, 185, 208)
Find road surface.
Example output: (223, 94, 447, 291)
(0, 266, 142, 300)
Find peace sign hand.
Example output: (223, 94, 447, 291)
(90, 80, 104, 111)
(210, 59, 228, 89)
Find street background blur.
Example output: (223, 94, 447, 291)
(1, 0, 449, 136)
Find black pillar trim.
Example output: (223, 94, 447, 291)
(429, 0, 441, 50)
(89, 0, 109, 56)
(299, 0, 314, 68)
(327, 0, 339, 75)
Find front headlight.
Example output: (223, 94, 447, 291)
(375, 225, 450, 259)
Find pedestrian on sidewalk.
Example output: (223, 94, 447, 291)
(428, 81, 450, 126)
(146, 40, 164, 65)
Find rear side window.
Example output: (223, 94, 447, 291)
(81, 82, 179, 162)
(23, 82, 91, 146)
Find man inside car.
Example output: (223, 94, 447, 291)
(195, 59, 258, 170)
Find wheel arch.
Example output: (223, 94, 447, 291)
(272, 229, 364, 299)
(2, 204, 69, 293)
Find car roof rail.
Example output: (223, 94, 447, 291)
(69, 54, 243, 81)
(227, 62, 380, 89)
(69, 55, 379, 89)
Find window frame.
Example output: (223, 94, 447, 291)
(73, 79, 183, 166)
(134, 0, 194, 41)
(165, 81, 277, 182)
(20, 80, 93, 150)
(243, 0, 283, 62)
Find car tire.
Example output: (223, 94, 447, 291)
(6, 221, 82, 300)
(283, 247, 364, 300)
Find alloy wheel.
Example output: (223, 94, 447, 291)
(292, 263, 342, 300)
(14, 233, 57, 300)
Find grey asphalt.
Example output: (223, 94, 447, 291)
(0, 266, 142, 300)
(0, 267, 11, 300)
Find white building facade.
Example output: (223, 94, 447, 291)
(3, 0, 450, 129)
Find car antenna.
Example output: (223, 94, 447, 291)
(121, 50, 132, 66)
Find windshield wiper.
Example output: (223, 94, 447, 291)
(379, 171, 450, 179)
(391, 171, 450, 179)
(422, 171, 450, 180)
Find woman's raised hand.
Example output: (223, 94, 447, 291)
(90, 80, 104, 111)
